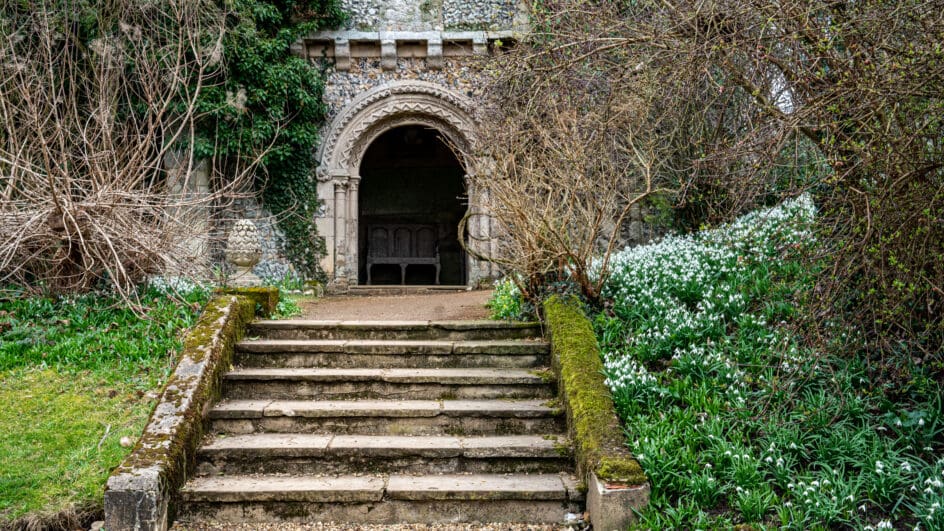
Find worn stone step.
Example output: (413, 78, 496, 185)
(196, 434, 574, 475)
(248, 320, 543, 341)
(235, 339, 548, 369)
(209, 399, 565, 436)
(177, 473, 583, 524)
(221, 368, 555, 400)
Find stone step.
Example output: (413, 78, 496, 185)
(209, 399, 565, 436)
(221, 368, 555, 400)
(177, 473, 583, 524)
(235, 339, 548, 369)
(345, 285, 470, 297)
(196, 434, 573, 476)
(248, 320, 543, 341)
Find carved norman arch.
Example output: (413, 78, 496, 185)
(317, 80, 478, 179)
(314, 80, 494, 289)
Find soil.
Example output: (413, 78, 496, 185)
(172, 523, 571, 531)
(298, 289, 493, 321)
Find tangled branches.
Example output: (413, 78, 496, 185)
(0, 0, 256, 299)
(481, 0, 944, 370)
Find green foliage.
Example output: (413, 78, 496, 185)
(194, 0, 346, 280)
(0, 285, 209, 374)
(598, 199, 944, 528)
(273, 292, 303, 319)
(487, 279, 527, 320)
(0, 287, 209, 523)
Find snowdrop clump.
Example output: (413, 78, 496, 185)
(590, 195, 943, 528)
(599, 195, 815, 404)
(147, 275, 206, 297)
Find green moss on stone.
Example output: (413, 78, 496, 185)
(597, 455, 647, 485)
(543, 295, 647, 486)
(109, 294, 257, 503)
(218, 287, 279, 317)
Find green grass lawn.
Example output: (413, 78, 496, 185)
(0, 284, 208, 526)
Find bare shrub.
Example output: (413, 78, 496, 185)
(467, 17, 681, 305)
(483, 0, 944, 369)
(0, 0, 258, 299)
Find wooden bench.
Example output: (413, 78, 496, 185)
(366, 224, 441, 285)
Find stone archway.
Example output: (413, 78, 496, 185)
(315, 80, 496, 290)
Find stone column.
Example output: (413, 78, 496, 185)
(332, 179, 349, 290)
(347, 176, 360, 286)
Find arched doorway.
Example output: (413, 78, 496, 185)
(314, 80, 499, 291)
(358, 125, 467, 285)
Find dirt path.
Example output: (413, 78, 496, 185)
(298, 290, 493, 321)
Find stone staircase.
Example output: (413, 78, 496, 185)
(176, 320, 582, 525)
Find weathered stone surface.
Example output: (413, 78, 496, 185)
(177, 500, 578, 525)
(328, 435, 463, 457)
(460, 435, 568, 458)
(248, 320, 543, 341)
(452, 340, 549, 355)
(225, 367, 546, 384)
(586, 472, 651, 531)
(182, 475, 386, 503)
(176, 316, 578, 526)
(441, 399, 559, 418)
(386, 474, 567, 501)
(235, 350, 546, 370)
(200, 434, 333, 457)
(104, 295, 257, 531)
(262, 399, 443, 417)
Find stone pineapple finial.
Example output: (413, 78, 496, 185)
(225, 219, 262, 286)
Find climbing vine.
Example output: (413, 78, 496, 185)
(193, 0, 346, 281)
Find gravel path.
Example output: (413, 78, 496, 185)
(299, 290, 494, 321)
(172, 523, 573, 530)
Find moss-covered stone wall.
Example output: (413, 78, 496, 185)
(103, 290, 269, 531)
(543, 295, 647, 486)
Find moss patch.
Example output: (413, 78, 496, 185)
(217, 287, 279, 317)
(543, 295, 647, 485)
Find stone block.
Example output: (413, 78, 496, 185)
(586, 472, 650, 531)
(104, 469, 168, 531)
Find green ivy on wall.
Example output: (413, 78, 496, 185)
(193, 0, 346, 281)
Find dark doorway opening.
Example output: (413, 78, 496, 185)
(358, 125, 467, 285)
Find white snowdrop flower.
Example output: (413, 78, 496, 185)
(876, 521, 894, 529)
(902, 462, 912, 472)
(918, 418, 926, 427)
(859, 504, 868, 512)
(789, 442, 798, 449)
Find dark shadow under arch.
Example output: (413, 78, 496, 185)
(357, 125, 467, 285)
